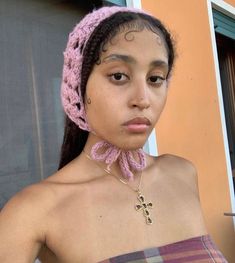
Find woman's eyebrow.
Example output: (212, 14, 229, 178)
(150, 60, 169, 70)
(102, 54, 135, 64)
(102, 53, 168, 69)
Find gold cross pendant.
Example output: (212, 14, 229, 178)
(135, 191, 153, 225)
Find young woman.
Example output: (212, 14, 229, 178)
(0, 6, 227, 263)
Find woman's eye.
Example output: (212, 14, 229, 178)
(148, 75, 165, 86)
(108, 72, 129, 83)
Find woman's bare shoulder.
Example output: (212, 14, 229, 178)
(0, 182, 54, 262)
(0, 169, 75, 230)
(150, 154, 207, 236)
(151, 153, 199, 196)
(156, 153, 197, 169)
(0, 180, 58, 233)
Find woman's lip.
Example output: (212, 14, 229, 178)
(124, 124, 150, 133)
(123, 117, 151, 126)
(122, 117, 151, 133)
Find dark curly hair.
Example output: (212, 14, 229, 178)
(58, 11, 175, 170)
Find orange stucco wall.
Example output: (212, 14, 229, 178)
(141, 0, 235, 261)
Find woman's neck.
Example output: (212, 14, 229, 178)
(82, 133, 146, 181)
(83, 133, 122, 176)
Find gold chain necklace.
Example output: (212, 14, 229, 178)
(83, 151, 153, 225)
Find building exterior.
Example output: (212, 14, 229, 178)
(137, 0, 235, 261)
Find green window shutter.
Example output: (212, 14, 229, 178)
(103, 0, 126, 6)
(213, 9, 235, 40)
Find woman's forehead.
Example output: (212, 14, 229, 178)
(99, 28, 168, 65)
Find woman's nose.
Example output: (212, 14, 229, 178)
(128, 80, 150, 110)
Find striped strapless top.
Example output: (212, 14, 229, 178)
(98, 235, 227, 263)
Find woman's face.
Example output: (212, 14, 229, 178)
(85, 27, 169, 150)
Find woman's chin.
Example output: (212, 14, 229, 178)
(91, 132, 148, 150)
(117, 138, 147, 151)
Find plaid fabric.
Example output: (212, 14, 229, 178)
(99, 235, 228, 263)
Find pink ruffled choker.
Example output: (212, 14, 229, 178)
(90, 141, 146, 181)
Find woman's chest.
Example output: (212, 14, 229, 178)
(42, 183, 205, 263)
(43, 192, 156, 262)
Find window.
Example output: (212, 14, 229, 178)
(213, 9, 235, 190)
(103, 0, 126, 6)
(0, 0, 99, 209)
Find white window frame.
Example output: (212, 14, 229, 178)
(126, 0, 142, 9)
(207, 0, 235, 226)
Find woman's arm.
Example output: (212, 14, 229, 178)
(0, 186, 47, 263)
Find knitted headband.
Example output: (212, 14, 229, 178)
(61, 6, 148, 131)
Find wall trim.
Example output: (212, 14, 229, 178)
(207, 0, 235, 226)
(210, 0, 235, 17)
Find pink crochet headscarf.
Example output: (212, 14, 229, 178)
(61, 6, 150, 180)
